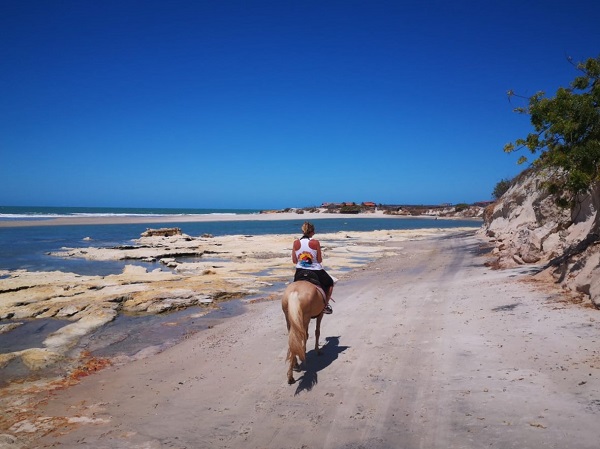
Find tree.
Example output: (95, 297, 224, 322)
(492, 177, 512, 200)
(504, 56, 600, 207)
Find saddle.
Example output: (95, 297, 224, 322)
(293, 269, 327, 305)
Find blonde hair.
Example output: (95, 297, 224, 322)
(301, 221, 315, 236)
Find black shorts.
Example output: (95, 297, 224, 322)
(294, 268, 333, 291)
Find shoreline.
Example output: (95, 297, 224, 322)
(0, 210, 481, 228)
(1, 227, 478, 383)
(12, 232, 599, 448)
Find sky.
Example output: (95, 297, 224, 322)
(1, 0, 599, 209)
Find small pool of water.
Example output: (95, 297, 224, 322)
(83, 300, 247, 359)
(0, 318, 71, 353)
(0, 299, 256, 387)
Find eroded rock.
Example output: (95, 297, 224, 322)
(140, 227, 182, 237)
(480, 168, 600, 307)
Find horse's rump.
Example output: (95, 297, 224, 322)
(282, 280, 325, 384)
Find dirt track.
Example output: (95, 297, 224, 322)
(31, 233, 600, 448)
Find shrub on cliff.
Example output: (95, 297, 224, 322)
(504, 55, 600, 208)
(492, 178, 513, 200)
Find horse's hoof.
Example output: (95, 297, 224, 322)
(288, 377, 296, 385)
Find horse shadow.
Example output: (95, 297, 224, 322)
(294, 336, 349, 395)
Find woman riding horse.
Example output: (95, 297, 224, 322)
(291, 221, 334, 314)
(282, 222, 335, 383)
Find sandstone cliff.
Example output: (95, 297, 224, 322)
(480, 167, 600, 307)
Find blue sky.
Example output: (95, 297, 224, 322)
(1, 0, 599, 209)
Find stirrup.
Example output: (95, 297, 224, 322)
(323, 305, 333, 314)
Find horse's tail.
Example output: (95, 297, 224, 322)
(286, 290, 307, 364)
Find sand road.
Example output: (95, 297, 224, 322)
(33, 233, 600, 448)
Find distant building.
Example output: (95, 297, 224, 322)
(362, 202, 376, 208)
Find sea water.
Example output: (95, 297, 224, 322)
(0, 205, 259, 219)
(0, 207, 480, 274)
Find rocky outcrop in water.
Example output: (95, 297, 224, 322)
(480, 167, 600, 308)
(140, 227, 182, 237)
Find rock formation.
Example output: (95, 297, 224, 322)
(480, 167, 600, 308)
(140, 227, 182, 237)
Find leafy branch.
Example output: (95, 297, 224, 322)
(504, 56, 600, 207)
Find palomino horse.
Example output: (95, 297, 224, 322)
(281, 280, 327, 384)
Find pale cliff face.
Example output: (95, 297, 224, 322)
(481, 168, 600, 308)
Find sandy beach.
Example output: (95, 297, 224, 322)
(0, 211, 406, 228)
(2, 228, 599, 448)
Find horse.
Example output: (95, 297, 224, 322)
(281, 280, 327, 384)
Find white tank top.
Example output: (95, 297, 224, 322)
(295, 238, 323, 270)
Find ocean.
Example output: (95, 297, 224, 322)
(0, 205, 260, 219)
(0, 206, 481, 274)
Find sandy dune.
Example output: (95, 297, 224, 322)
(7, 232, 600, 448)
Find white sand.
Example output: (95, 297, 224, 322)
(0, 211, 398, 227)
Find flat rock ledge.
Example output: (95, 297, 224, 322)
(140, 227, 182, 237)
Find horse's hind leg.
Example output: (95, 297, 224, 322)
(314, 315, 322, 355)
(287, 359, 296, 384)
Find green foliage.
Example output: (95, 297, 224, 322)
(454, 203, 469, 212)
(492, 178, 512, 200)
(339, 205, 361, 214)
(505, 56, 600, 207)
